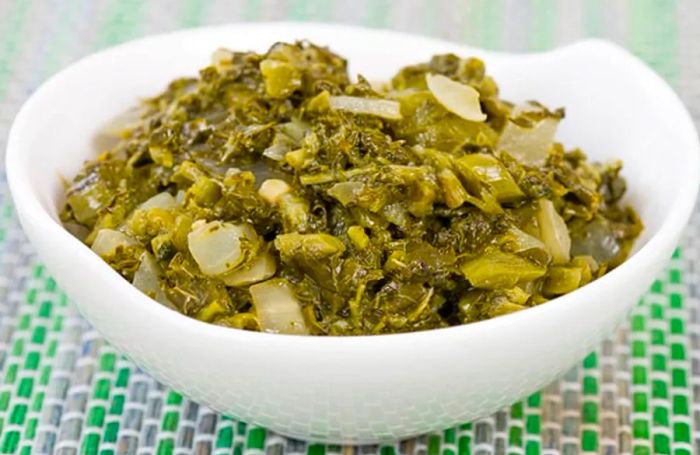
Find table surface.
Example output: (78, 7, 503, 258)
(0, 1, 699, 454)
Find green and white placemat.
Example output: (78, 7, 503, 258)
(0, 1, 699, 454)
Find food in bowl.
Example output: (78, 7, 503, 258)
(60, 41, 642, 336)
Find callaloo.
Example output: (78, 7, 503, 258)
(61, 41, 642, 335)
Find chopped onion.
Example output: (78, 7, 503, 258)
(262, 141, 289, 161)
(278, 119, 309, 142)
(425, 73, 487, 122)
(249, 278, 309, 334)
(258, 179, 291, 204)
(536, 199, 571, 264)
(132, 252, 176, 309)
(263, 120, 309, 161)
(221, 251, 277, 287)
(498, 104, 559, 166)
(100, 106, 144, 137)
(501, 226, 552, 265)
(328, 96, 402, 120)
(187, 220, 259, 276)
(327, 181, 365, 205)
(506, 227, 549, 255)
(175, 190, 186, 206)
(139, 192, 176, 211)
(570, 220, 621, 264)
(211, 48, 234, 69)
(91, 229, 136, 257)
(278, 193, 310, 231)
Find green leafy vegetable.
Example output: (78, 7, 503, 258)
(460, 250, 546, 289)
(61, 41, 642, 335)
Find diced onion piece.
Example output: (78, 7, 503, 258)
(258, 179, 291, 204)
(187, 220, 258, 276)
(536, 199, 571, 264)
(498, 108, 559, 166)
(264, 122, 309, 160)
(504, 227, 550, 263)
(249, 279, 309, 335)
(211, 48, 234, 69)
(327, 181, 365, 205)
(101, 106, 144, 137)
(508, 227, 546, 250)
(279, 119, 309, 142)
(175, 190, 186, 206)
(262, 141, 289, 161)
(221, 251, 277, 287)
(425, 73, 487, 122)
(132, 252, 176, 309)
(91, 229, 136, 257)
(328, 96, 402, 120)
(139, 192, 176, 211)
(570, 220, 621, 264)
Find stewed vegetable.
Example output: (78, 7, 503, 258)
(61, 41, 642, 335)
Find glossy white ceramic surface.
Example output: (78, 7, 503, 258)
(6, 23, 699, 443)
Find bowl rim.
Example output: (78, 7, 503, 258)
(6, 22, 700, 345)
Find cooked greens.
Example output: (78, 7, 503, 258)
(61, 42, 642, 335)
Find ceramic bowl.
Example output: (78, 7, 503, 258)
(6, 23, 699, 443)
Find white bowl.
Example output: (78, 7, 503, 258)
(6, 23, 699, 443)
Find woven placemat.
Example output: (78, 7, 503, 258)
(0, 1, 698, 454)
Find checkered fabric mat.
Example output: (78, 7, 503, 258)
(0, 1, 698, 454)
